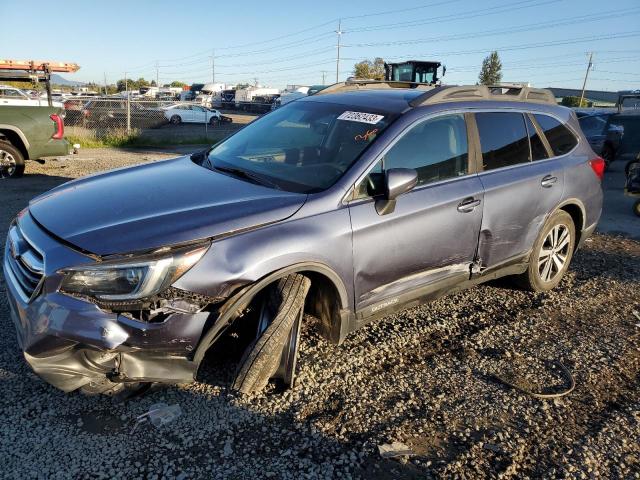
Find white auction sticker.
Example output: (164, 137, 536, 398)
(337, 111, 385, 125)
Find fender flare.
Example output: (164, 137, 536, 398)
(191, 261, 350, 368)
(0, 124, 30, 150)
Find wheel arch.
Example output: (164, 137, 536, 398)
(555, 199, 586, 250)
(192, 261, 352, 369)
(0, 126, 30, 159)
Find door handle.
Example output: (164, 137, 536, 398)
(541, 175, 558, 188)
(457, 197, 481, 213)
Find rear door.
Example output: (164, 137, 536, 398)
(473, 111, 565, 269)
(349, 113, 484, 315)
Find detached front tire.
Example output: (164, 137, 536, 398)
(232, 274, 311, 395)
(516, 210, 575, 292)
(0, 141, 25, 179)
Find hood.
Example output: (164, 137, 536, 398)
(29, 156, 306, 255)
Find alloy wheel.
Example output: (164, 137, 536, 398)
(0, 149, 17, 178)
(538, 224, 571, 283)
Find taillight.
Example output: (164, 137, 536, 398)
(589, 156, 605, 180)
(50, 114, 64, 140)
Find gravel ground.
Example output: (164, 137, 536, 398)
(1, 150, 639, 479)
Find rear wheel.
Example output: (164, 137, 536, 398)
(232, 274, 311, 395)
(516, 210, 575, 292)
(170, 115, 182, 125)
(0, 141, 25, 179)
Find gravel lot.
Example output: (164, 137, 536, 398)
(1, 150, 639, 479)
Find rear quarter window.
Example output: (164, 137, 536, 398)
(534, 114, 578, 156)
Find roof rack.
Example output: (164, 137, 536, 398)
(409, 84, 557, 107)
(313, 81, 557, 107)
(313, 79, 437, 95)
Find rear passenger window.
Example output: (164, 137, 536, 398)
(525, 114, 549, 161)
(476, 112, 530, 170)
(534, 114, 578, 156)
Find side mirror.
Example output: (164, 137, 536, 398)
(375, 168, 417, 215)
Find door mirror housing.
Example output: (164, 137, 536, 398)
(385, 168, 418, 200)
(375, 168, 418, 215)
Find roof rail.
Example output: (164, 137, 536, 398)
(313, 79, 437, 96)
(409, 84, 557, 107)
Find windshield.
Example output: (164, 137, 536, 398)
(206, 100, 396, 193)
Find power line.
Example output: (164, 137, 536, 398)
(343, 8, 640, 49)
(345, 0, 558, 32)
(378, 31, 640, 60)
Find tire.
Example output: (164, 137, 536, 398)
(515, 210, 576, 292)
(0, 141, 25, 179)
(626, 161, 639, 178)
(170, 115, 182, 125)
(209, 117, 220, 127)
(633, 200, 640, 218)
(232, 274, 311, 395)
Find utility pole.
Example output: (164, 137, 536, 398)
(335, 19, 342, 83)
(103, 72, 107, 95)
(210, 50, 215, 84)
(321, 70, 327, 85)
(124, 71, 130, 133)
(579, 52, 593, 108)
(155, 60, 159, 87)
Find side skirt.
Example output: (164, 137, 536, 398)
(348, 257, 528, 335)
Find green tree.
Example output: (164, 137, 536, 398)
(169, 81, 187, 88)
(353, 57, 385, 80)
(561, 96, 592, 108)
(478, 51, 503, 85)
(116, 77, 151, 92)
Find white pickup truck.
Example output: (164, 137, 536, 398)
(0, 85, 64, 108)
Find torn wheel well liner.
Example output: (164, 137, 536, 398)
(191, 262, 351, 370)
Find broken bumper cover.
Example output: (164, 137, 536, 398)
(3, 213, 211, 392)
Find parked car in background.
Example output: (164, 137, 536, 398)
(0, 105, 70, 178)
(81, 98, 167, 129)
(162, 104, 224, 125)
(576, 110, 623, 168)
(3, 82, 603, 396)
(62, 98, 86, 126)
(0, 85, 63, 108)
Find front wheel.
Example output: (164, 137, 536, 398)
(516, 210, 575, 292)
(209, 116, 220, 126)
(170, 115, 182, 125)
(232, 274, 311, 395)
(0, 141, 25, 179)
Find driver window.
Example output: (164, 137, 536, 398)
(355, 114, 469, 198)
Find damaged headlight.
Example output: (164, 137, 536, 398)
(58, 244, 209, 301)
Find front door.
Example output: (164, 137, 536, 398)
(349, 113, 484, 316)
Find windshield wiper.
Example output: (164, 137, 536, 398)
(212, 163, 281, 190)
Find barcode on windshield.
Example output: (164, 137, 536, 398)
(337, 111, 385, 125)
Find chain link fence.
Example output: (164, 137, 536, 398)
(62, 96, 250, 146)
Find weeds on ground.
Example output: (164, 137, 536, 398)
(65, 130, 223, 149)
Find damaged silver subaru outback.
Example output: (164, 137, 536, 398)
(4, 82, 604, 395)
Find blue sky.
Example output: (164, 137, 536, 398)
(2, 0, 640, 91)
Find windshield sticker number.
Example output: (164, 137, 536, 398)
(337, 111, 385, 125)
